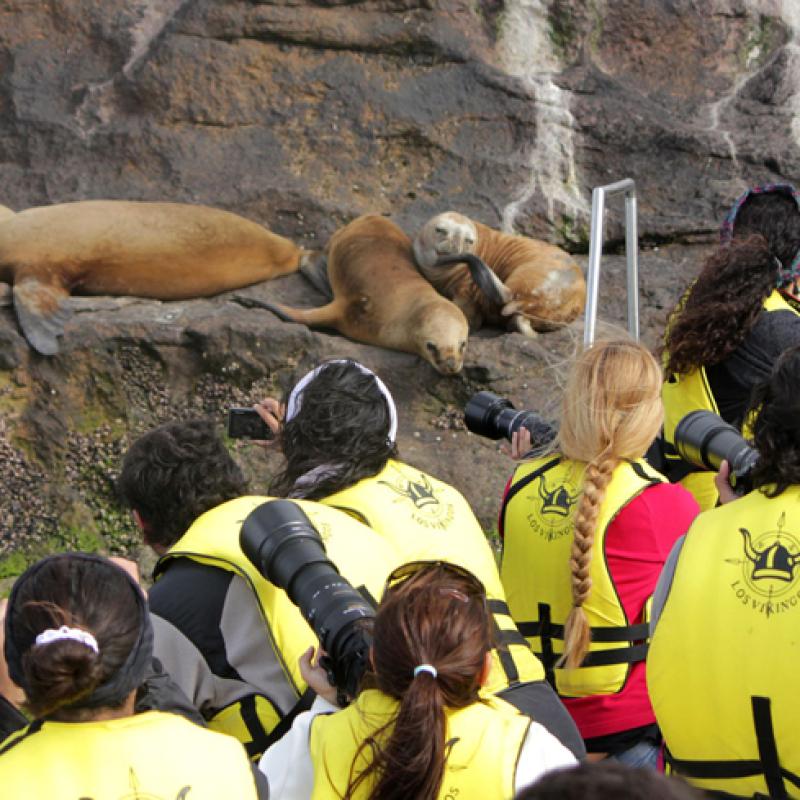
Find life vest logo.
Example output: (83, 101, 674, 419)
(109, 768, 192, 799)
(727, 512, 800, 616)
(379, 469, 455, 530)
(525, 474, 580, 542)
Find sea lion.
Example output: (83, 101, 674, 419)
(241, 215, 469, 375)
(0, 205, 15, 224)
(0, 200, 301, 355)
(413, 211, 586, 336)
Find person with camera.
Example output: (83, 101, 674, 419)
(117, 418, 399, 761)
(259, 561, 577, 799)
(648, 344, 800, 798)
(500, 338, 699, 768)
(254, 358, 585, 758)
(662, 183, 800, 509)
(0, 553, 263, 798)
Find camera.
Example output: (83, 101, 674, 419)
(227, 408, 275, 441)
(464, 391, 557, 447)
(240, 500, 374, 702)
(674, 410, 759, 493)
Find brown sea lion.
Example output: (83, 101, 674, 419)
(413, 211, 586, 336)
(242, 215, 469, 375)
(0, 200, 301, 355)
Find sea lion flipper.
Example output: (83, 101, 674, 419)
(13, 278, 73, 355)
(435, 253, 512, 307)
(231, 294, 340, 328)
(299, 251, 333, 299)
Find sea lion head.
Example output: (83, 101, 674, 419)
(413, 300, 469, 375)
(413, 212, 478, 272)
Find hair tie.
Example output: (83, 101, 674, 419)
(413, 664, 437, 679)
(286, 360, 398, 443)
(34, 626, 99, 654)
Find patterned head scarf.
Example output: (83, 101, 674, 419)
(720, 183, 800, 287)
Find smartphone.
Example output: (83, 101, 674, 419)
(226, 408, 275, 440)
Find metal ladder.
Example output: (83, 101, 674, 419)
(583, 178, 640, 347)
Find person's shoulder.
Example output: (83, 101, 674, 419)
(149, 559, 234, 618)
(131, 711, 246, 751)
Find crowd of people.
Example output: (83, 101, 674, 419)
(1, 182, 799, 798)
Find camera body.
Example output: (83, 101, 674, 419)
(240, 500, 374, 702)
(674, 410, 759, 494)
(227, 408, 274, 441)
(464, 391, 557, 447)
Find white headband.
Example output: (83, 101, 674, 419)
(285, 360, 398, 443)
(34, 625, 99, 654)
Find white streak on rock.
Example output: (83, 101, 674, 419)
(497, 0, 588, 233)
(75, 0, 191, 138)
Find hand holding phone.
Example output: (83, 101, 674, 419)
(227, 408, 275, 440)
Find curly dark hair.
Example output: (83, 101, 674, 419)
(665, 190, 800, 375)
(730, 190, 800, 268)
(664, 235, 778, 375)
(117, 419, 248, 550)
(747, 345, 800, 496)
(270, 360, 398, 500)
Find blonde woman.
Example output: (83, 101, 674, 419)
(499, 339, 698, 767)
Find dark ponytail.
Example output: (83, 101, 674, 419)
(5, 555, 145, 720)
(345, 564, 491, 800)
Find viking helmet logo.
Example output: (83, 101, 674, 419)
(379, 471, 440, 509)
(538, 476, 580, 517)
(740, 513, 800, 583)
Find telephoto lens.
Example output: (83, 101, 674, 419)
(464, 391, 558, 447)
(240, 499, 374, 701)
(674, 410, 759, 492)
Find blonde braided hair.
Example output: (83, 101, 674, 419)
(556, 338, 663, 669)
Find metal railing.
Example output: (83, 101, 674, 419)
(584, 178, 639, 347)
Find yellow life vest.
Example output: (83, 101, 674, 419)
(648, 486, 800, 798)
(661, 290, 800, 511)
(0, 710, 257, 799)
(322, 459, 546, 692)
(155, 495, 398, 758)
(500, 456, 663, 696)
(309, 688, 530, 800)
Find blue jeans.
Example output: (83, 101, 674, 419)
(608, 740, 660, 770)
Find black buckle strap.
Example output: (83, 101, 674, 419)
(518, 609, 649, 670)
(579, 643, 649, 667)
(242, 687, 316, 758)
(517, 620, 649, 643)
(666, 697, 800, 798)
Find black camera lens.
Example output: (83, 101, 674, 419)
(240, 500, 374, 700)
(464, 391, 558, 447)
(674, 410, 759, 480)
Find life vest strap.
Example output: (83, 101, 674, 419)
(579, 643, 649, 667)
(666, 697, 800, 799)
(500, 457, 562, 537)
(517, 620, 650, 642)
(259, 688, 316, 753)
(518, 602, 649, 673)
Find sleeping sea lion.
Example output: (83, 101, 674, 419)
(242, 215, 469, 375)
(413, 211, 586, 336)
(0, 200, 302, 355)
